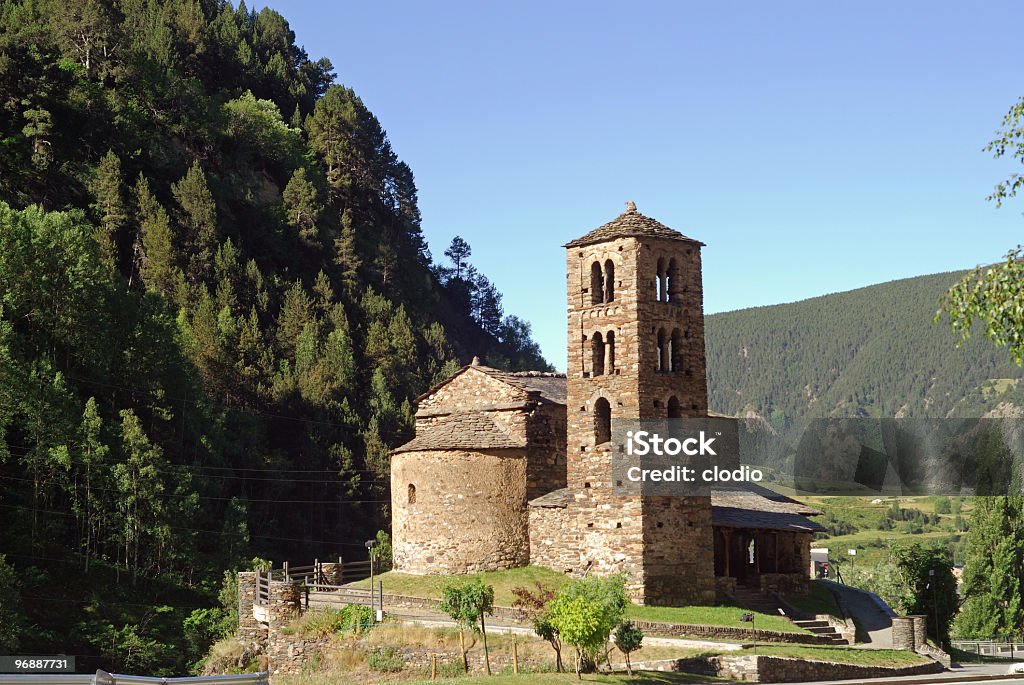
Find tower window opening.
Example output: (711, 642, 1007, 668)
(408, 483, 417, 504)
(667, 258, 680, 302)
(667, 396, 682, 419)
(606, 331, 615, 374)
(590, 262, 604, 305)
(670, 328, 683, 373)
(592, 332, 605, 376)
(656, 328, 668, 372)
(656, 257, 667, 302)
(603, 259, 615, 302)
(594, 397, 612, 445)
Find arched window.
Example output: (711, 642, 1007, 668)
(667, 258, 680, 302)
(667, 396, 682, 419)
(603, 259, 615, 302)
(670, 328, 683, 373)
(655, 257, 666, 302)
(656, 328, 668, 372)
(605, 331, 615, 374)
(594, 397, 612, 445)
(590, 262, 604, 305)
(408, 483, 417, 504)
(592, 332, 605, 376)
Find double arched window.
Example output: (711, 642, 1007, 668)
(590, 331, 615, 376)
(590, 260, 616, 304)
(656, 328, 685, 373)
(655, 257, 680, 302)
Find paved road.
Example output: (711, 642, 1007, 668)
(821, 579, 896, 648)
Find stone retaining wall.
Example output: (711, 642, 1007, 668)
(628, 619, 839, 645)
(671, 654, 943, 682)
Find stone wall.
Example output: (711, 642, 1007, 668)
(892, 616, 916, 651)
(237, 572, 263, 642)
(415, 367, 526, 417)
(672, 654, 942, 682)
(524, 401, 567, 500)
(758, 572, 808, 596)
(629, 620, 841, 645)
(391, 448, 529, 574)
(528, 498, 579, 573)
(266, 580, 302, 675)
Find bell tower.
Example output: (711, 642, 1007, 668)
(563, 201, 715, 605)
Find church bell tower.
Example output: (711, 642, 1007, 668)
(563, 201, 716, 605)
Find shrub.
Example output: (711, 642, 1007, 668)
(365, 646, 404, 673)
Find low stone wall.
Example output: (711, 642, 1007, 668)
(759, 573, 808, 596)
(672, 654, 943, 682)
(629, 620, 838, 645)
(892, 616, 916, 651)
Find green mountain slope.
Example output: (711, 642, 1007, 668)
(706, 271, 1024, 425)
(0, 0, 547, 670)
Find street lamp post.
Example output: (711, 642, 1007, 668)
(928, 568, 938, 646)
(365, 539, 377, 622)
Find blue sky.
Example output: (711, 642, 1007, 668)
(265, 1, 1024, 371)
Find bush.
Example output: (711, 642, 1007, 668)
(296, 604, 376, 638)
(365, 646, 404, 673)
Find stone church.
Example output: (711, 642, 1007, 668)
(390, 203, 824, 605)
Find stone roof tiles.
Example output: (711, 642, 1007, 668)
(526, 485, 825, 533)
(564, 201, 703, 249)
(392, 413, 526, 454)
(476, 367, 567, 404)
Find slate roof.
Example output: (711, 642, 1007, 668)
(392, 413, 526, 454)
(710, 485, 826, 533)
(476, 367, 567, 404)
(564, 202, 703, 249)
(526, 485, 824, 533)
(711, 506, 827, 534)
(528, 488, 574, 508)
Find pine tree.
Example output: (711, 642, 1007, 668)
(334, 207, 361, 292)
(89, 150, 127, 267)
(283, 166, 322, 245)
(955, 496, 1024, 639)
(133, 176, 178, 297)
(172, 161, 218, 284)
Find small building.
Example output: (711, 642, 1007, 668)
(391, 203, 824, 604)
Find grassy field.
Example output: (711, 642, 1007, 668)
(624, 604, 805, 634)
(356, 566, 568, 606)
(781, 581, 843, 619)
(743, 644, 926, 666)
(359, 566, 807, 634)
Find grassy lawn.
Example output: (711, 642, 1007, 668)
(357, 566, 568, 606)
(746, 644, 927, 667)
(782, 581, 843, 619)
(361, 567, 808, 634)
(625, 604, 807, 634)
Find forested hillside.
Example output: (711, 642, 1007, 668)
(706, 270, 1024, 427)
(0, 0, 547, 671)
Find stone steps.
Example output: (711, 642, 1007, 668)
(729, 588, 849, 646)
(793, 619, 849, 645)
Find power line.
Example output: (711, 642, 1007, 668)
(0, 501, 379, 548)
(3, 443, 392, 476)
(0, 474, 389, 505)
